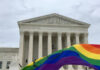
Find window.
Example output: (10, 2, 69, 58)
(0, 61, 2, 69)
(6, 61, 11, 69)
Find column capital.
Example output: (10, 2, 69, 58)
(76, 32, 80, 35)
(28, 32, 34, 35)
(29, 31, 34, 34)
(39, 32, 43, 35)
(66, 32, 71, 35)
(68, 65, 74, 70)
(57, 32, 62, 35)
(75, 33, 80, 36)
(20, 31, 24, 35)
(84, 33, 88, 35)
(48, 32, 52, 34)
(78, 65, 84, 70)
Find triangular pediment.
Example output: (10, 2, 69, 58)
(18, 13, 90, 26)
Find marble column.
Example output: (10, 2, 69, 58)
(28, 32, 34, 63)
(19, 32, 24, 66)
(67, 65, 74, 70)
(48, 32, 52, 55)
(76, 33, 84, 70)
(38, 32, 43, 58)
(66, 33, 74, 70)
(77, 65, 84, 70)
(76, 33, 80, 44)
(66, 33, 71, 47)
(84, 33, 88, 44)
(58, 33, 62, 50)
(75, 33, 80, 70)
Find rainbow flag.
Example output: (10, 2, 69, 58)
(21, 44, 100, 70)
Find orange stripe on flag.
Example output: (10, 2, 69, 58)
(81, 44, 100, 54)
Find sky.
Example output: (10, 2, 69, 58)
(0, 0, 100, 48)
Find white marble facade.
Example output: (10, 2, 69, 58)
(0, 13, 91, 70)
(0, 48, 18, 70)
(18, 13, 91, 70)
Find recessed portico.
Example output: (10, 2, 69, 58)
(18, 13, 90, 70)
(20, 32, 88, 64)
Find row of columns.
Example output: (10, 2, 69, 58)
(19, 32, 88, 66)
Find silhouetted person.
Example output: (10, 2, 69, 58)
(26, 59, 28, 63)
(32, 58, 37, 67)
(19, 64, 22, 68)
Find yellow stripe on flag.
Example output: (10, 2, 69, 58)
(27, 57, 44, 66)
(74, 44, 100, 60)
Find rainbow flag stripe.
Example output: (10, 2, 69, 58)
(22, 44, 100, 70)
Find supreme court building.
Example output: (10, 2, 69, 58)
(0, 13, 91, 70)
(18, 13, 90, 70)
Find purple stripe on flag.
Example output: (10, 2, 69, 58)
(39, 56, 96, 70)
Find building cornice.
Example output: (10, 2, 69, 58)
(0, 48, 19, 53)
(18, 13, 90, 27)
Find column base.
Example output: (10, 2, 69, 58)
(9, 61, 20, 70)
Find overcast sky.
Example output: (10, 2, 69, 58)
(0, 0, 100, 48)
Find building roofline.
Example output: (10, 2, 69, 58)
(18, 13, 90, 26)
(0, 48, 19, 52)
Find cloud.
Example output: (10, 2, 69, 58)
(92, 8, 100, 18)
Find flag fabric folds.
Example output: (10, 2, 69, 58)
(21, 44, 100, 70)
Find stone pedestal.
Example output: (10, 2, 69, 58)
(9, 61, 20, 70)
(59, 67, 65, 70)
(67, 65, 74, 70)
